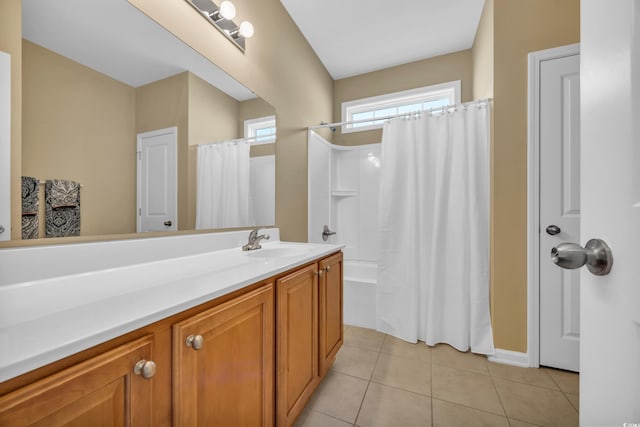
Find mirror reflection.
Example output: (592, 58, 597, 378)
(19, 0, 275, 240)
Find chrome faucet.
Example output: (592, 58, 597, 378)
(242, 229, 270, 251)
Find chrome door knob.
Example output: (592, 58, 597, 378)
(164, 220, 172, 227)
(546, 225, 561, 235)
(186, 334, 204, 350)
(551, 238, 613, 276)
(134, 359, 157, 379)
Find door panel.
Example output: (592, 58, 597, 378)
(581, 0, 640, 421)
(539, 52, 581, 371)
(137, 127, 177, 232)
(276, 263, 319, 427)
(173, 284, 274, 427)
(319, 252, 343, 376)
(0, 336, 155, 426)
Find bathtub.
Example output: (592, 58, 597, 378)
(343, 260, 377, 330)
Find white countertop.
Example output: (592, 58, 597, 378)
(0, 240, 342, 382)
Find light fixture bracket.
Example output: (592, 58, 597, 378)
(185, 0, 249, 52)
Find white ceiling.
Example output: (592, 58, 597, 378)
(22, 0, 256, 100)
(279, 0, 485, 79)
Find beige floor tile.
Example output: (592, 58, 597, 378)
(565, 393, 579, 412)
(488, 362, 559, 390)
(431, 344, 489, 374)
(494, 378, 578, 427)
(545, 368, 579, 394)
(306, 371, 368, 424)
(509, 420, 542, 427)
(344, 326, 386, 352)
(431, 365, 504, 415)
(432, 399, 510, 427)
(355, 382, 431, 427)
(332, 345, 380, 380)
(380, 335, 430, 363)
(371, 353, 431, 396)
(294, 408, 353, 427)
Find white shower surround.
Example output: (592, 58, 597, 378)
(308, 131, 381, 328)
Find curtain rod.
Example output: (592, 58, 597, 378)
(190, 133, 277, 149)
(309, 98, 492, 131)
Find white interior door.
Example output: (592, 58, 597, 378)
(0, 52, 10, 241)
(580, 0, 640, 422)
(137, 127, 177, 233)
(539, 49, 581, 372)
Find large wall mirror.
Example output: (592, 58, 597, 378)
(16, 0, 275, 241)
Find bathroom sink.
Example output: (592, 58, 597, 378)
(244, 245, 310, 259)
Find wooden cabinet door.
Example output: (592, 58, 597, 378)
(173, 283, 274, 427)
(319, 252, 344, 376)
(276, 263, 319, 427)
(0, 335, 155, 427)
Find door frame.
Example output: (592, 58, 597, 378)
(527, 43, 580, 368)
(136, 126, 178, 233)
(0, 52, 10, 241)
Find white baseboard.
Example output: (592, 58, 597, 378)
(488, 348, 531, 368)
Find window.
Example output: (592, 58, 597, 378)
(341, 81, 461, 133)
(244, 115, 276, 145)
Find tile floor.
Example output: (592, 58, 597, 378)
(295, 326, 579, 427)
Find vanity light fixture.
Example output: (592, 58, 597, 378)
(185, 0, 254, 52)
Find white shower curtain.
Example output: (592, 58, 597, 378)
(196, 140, 252, 229)
(376, 101, 495, 355)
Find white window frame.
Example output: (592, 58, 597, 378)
(341, 80, 461, 133)
(244, 115, 276, 145)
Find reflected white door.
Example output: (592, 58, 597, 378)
(136, 127, 177, 232)
(0, 52, 10, 241)
(580, 0, 640, 422)
(538, 49, 581, 372)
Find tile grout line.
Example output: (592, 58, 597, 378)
(486, 361, 511, 421)
(430, 346, 434, 426)
(351, 334, 386, 426)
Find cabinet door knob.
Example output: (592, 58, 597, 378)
(134, 359, 156, 379)
(186, 334, 204, 350)
(325, 265, 331, 272)
(316, 269, 324, 277)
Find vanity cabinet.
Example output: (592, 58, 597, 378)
(173, 283, 274, 427)
(0, 250, 342, 427)
(0, 335, 155, 426)
(318, 252, 343, 376)
(276, 263, 320, 426)
(276, 252, 344, 426)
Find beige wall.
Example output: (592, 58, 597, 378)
(488, 0, 580, 352)
(472, 0, 494, 101)
(0, 0, 21, 239)
(127, 0, 334, 242)
(332, 50, 474, 146)
(22, 40, 137, 237)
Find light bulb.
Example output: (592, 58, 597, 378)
(238, 21, 254, 38)
(218, 1, 236, 20)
